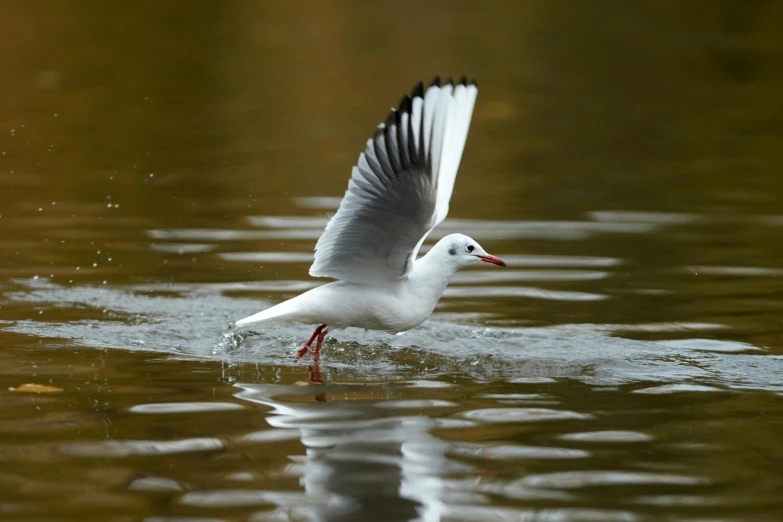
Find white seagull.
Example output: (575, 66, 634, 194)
(235, 77, 506, 361)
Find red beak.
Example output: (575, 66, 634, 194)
(477, 254, 507, 267)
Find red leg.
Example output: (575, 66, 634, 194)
(294, 324, 327, 361)
(312, 327, 329, 363)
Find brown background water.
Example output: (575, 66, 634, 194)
(1, 1, 783, 521)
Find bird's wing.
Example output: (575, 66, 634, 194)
(309, 77, 478, 284)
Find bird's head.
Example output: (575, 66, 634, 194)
(434, 233, 506, 270)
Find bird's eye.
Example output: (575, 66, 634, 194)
(467, 245, 475, 253)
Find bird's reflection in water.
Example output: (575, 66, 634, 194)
(235, 378, 462, 522)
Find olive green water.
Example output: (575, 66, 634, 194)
(2, 2, 783, 521)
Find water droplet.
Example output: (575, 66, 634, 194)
(149, 173, 154, 178)
(76, 266, 80, 270)
(33, 275, 39, 279)
(92, 263, 97, 267)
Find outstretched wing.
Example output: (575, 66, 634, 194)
(309, 77, 478, 284)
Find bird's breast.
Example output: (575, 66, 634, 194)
(309, 281, 438, 332)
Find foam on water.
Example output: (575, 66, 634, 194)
(2, 277, 781, 392)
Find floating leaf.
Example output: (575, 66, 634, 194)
(9, 383, 63, 393)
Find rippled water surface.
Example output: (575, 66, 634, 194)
(2, 2, 783, 521)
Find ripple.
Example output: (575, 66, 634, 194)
(660, 338, 762, 353)
(611, 322, 726, 332)
(633, 494, 734, 506)
(444, 286, 607, 301)
(462, 408, 591, 423)
(632, 384, 727, 394)
(242, 429, 302, 443)
(179, 489, 342, 509)
(683, 265, 783, 276)
(128, 402, 244, 414)
(453, 444, 589, 459)
(128, 476, 183, 492)
(589, 210, 699, 224)
(60, 437, 223, 457)
(438, 505, 537, 521)
(496, 255, 622, 268)
(180, 490, 292, 508)
(217, 252, 313, 263)
(234, 280, 320, 292)
(434, 418, 478, 429)
(247, 216, 327, 228)
(149, 243, 217, 254)
(375, 399, 457, 409)
(292, 196, 342, 209)
(147, 229, 322, 241)
(521, 470, 706, 489)
(440, 505, 641, 522)
(403, 380, 456, 388)
(478, 393, 552, 400)
(452, 270, 609, 284)
(532, 508, 642, 521)
(508, 377, 558, 384)
(560, 431, 653, 443)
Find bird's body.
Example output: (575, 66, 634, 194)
(237, 238, 464, 332)
(235, 77, 506, 360)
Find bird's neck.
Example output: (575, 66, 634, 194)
(407, 251, 457, 300)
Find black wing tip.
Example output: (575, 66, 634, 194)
(407, 76, 477, 102)
(398, 94, 412, 113)
(457, 76, 478, 88)
(414, 75, 477, 93)
(411, 81, 424, 99)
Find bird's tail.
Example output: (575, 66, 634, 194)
(234, 298, 301, 328)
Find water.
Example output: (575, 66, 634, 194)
(2, 2, 783, 521)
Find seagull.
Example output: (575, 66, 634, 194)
(235, 77, 506, 361)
